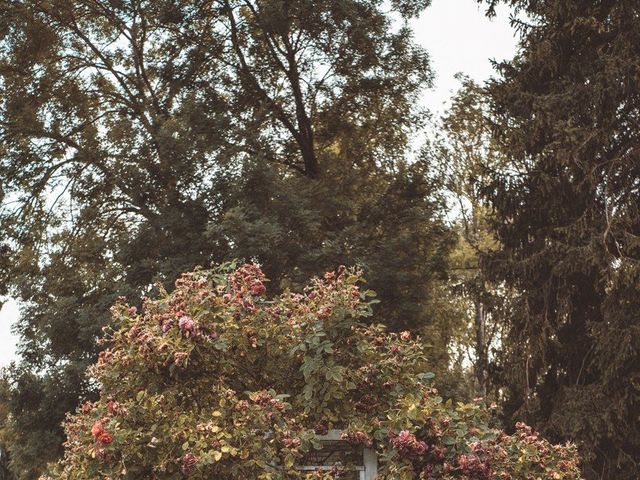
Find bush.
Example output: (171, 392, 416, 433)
(43, 263, 581, 479)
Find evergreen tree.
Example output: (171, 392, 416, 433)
(0, 1, 455, 476)
(480, 1, 640, 478)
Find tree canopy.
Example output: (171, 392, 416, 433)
(0, 1, 456, 476)
(478, 1, 640, 478)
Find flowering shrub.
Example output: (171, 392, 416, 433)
(43, 263, 581, 479)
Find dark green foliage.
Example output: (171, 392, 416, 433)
(0, 1, 457, 477)
(0, 372, 15, 480)
(1, 368, 86, 480)
(219, 159, 453, 331)
(479, 1, 640, 478)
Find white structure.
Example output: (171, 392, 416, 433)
(297, 429, 378, 480)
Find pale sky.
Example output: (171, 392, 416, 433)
(0, 0, 518, 369)
(414, 0, 517, 115)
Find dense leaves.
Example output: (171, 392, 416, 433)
(430, 76, 507, 399)
(0, 372, 15, 480)
(43, 263, 581, 480)
(478, 1, 640, 478)
(0, 1, 457, 475)
(3, 0, 633, 477)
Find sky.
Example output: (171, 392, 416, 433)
(414, 0, 518, 115)
(0, 0, 518, 369)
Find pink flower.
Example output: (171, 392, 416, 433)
(161, 319, 173, 332)
(240, 298, 256, 312)
(390, 430, 428, 457)
(174, 352, 188, 366)
(341, 430, 372, 447)
(97, 432, 113, 444)
(253, 390, 273, 406)
(178, 315, 194, 331)
(107, 400, 120, 415)
(181, 453, 198, 475)
(282, 436, 301, 448)
(91, 420, 104, 437)
(250, 281, 266, 296)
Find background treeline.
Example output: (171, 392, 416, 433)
(0, 1, 638, 479)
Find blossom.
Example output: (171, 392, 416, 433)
(181, 453, 198, 475)
(174, 351, 188, 366)
(282, 436, 301, 448)
(178, 315, 195, 331)
(91, 420, 104, 437)
(390, 430, 428, 457)
(252, 390, 273, 406)
(161, 318, 173, 332)
(240, 298, 255, 312)
(250, 281, 266, 296)
(97, 432, 113, 444)
(107, 400, 120, 415)
(341, 430, 372, 447)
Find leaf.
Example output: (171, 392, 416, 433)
(443, 436, 456, 446)
(284, 455, 295, 469)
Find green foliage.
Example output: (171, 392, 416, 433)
(43, 264, 581, 479)
(478, 1, 640, 478)
(0, 1, 455, 475)
(0, 371, 15, 480)
(428, 76, 508, 400)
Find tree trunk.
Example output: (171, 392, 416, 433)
(474, 299, 487, 397)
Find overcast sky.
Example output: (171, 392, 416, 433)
(415, 0, 517, 114)
(0, 0, 518, 368)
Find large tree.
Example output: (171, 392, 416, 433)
(0, 1, 457, 476)
(479, 1, 640, 478)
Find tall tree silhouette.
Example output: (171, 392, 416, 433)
(480, 1, 640, 477)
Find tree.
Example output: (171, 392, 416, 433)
(431, 76, 505, 399)
(0, 1, 455, 475)
(43, 263, 582, 480)
(0, 371, 15, 480)
(479, 1, 640, 478)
